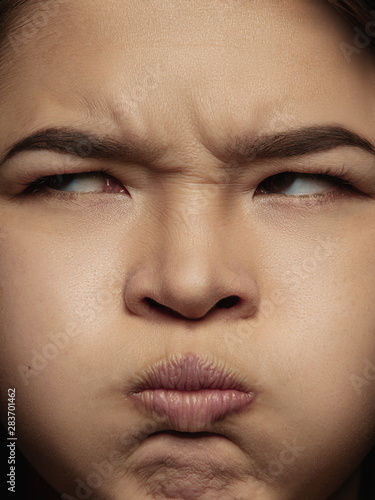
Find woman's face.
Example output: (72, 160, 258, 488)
(0, 0, 374, 498)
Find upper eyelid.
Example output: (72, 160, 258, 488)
(21, 170, 120, 194)
(25, 168, 352, 194)
(14, 161, 362, 199)
(27, 167, 353, 185)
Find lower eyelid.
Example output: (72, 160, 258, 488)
(262, 189, 366, 209)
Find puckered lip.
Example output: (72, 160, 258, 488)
(126, 352, 255, 431)
(127, 351, 253, 394)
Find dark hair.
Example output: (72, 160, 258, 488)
(0, 0, 30, 54)
(328, 0, 375, 53)
(329, 5, 375, 499)
(359, 446, 375, 500)
(0, 0, 374, 498)
(328, 0, 374, 27)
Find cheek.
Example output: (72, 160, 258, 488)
(271, 231, 375, 449)
(0, 215, 124, 391)
(228, 225, 375, 494)
(1, 197, 375, 496)
(276, 228, 375, 410)
(0, 224, 129, 491)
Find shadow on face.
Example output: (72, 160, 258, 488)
(0, 1, 374, 499)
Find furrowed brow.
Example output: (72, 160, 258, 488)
(222, 126, 375, 162)
(1, 124, 374, 170)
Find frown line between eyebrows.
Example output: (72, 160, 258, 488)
(0, 125, 374, 170)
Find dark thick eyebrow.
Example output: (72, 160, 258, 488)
(221, 125, 375, 162)
(0, 125, 374, 169)
(0, 127, 166, 167)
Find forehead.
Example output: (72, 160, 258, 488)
(1, 0, 374, 155)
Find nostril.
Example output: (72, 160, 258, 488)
(216, 296, 240, 309)
(143, 295, 241, 319)
(144, 297, 185, 318)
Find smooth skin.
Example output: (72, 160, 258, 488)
(0, 0, 375, 498)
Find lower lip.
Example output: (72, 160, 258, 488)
(131, 389, 254, 431)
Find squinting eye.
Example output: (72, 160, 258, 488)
(24, 172, 127, 194)
(255, 172, 352, 197)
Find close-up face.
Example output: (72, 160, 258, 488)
(0, 0, 375, 498)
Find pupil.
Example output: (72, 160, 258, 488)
(262, 172, 295, 193)
(48, 173, 103, 190)
(50, 174, 72, 189)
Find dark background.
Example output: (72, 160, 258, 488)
(1, 423, 60, 500)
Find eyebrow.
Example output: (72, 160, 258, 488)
(0, 127, 165, 167)
(222, 125, 375, 162)
(0, 125, 374, 169)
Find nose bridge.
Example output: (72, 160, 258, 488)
(159, 214, 221, 295)
(156, 181, 227, 259)
(122, 178, 259, 321)
(125, 178, 258, 319)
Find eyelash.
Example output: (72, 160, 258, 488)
(20, 167, 116, 195)
(257, 165, 359, 198)
(19, 164, 360, 200)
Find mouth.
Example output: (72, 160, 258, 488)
(127, 352, 255, 432)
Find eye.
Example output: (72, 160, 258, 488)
(255, 171, 354, 197)
(23, 171, 128, 195)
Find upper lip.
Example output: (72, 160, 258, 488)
(128, 351, 252, 393)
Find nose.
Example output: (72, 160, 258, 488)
(124, 195, 260, 322)
(125, 259, 259, 321)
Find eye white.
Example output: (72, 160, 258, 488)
(282, 176, 333, 195)
(59, 174, 107, 193)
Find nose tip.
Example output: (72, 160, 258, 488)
(124, 266, 259, 322)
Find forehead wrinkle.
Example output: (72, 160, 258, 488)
(0, 0, 67, 98)
(68, 91, 169, 166)
(68, 84, 210, 169)
(73, 86, 130, 132)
